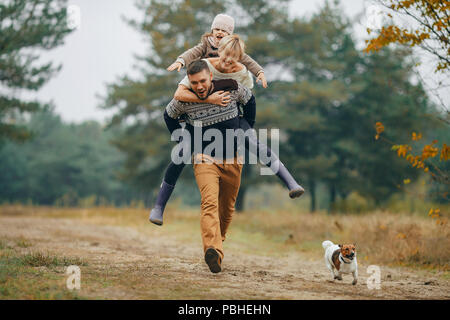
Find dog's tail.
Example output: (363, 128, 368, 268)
(322, 240, 334, 250)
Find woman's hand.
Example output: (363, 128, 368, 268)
(206, 90, 231, 107)
(167, 61, 183, 72)
(256, 72, 268, 88)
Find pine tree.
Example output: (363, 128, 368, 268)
(267, 2, 360, 212)
(0, 0, 72, 143)
(345, 46, 434, 206)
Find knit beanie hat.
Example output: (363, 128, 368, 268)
(211, 14, 234, 35)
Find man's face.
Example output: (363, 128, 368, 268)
(188, 69, 213, 100)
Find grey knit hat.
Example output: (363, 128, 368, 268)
(211, 14, 234, 34)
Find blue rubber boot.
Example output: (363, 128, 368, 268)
(149, 181, 175, 226)
(243, 127, 305, 199)
(272, 159, 305, 198)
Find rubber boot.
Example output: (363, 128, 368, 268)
(245, 131, 304, 199)
(272, 159, 305, 198)
(149, 181, 175, 226)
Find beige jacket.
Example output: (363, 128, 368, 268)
(176, 34, 264, 77)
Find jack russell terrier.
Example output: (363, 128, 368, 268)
(322, 240, 358, 285)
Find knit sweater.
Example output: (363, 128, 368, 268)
(166, 80, 253, 127)
(164, 79, 255, 159)
(176, 33, 263, 77)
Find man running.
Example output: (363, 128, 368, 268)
(163, 59, 255, 273)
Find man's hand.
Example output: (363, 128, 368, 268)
(256, 72, 268, 88)
(167, 61, 183, 72)
(206, 90, 231, 107)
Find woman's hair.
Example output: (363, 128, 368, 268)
(218, 34, 245, 60)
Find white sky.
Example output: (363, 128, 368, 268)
(28, 0, 448, 123)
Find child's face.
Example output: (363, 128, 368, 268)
(212, 28, 230, 46)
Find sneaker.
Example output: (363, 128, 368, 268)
(204, 247, 221, 273)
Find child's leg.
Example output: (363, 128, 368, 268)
(239, 118, 304, 198)
(149, 161, 186, 226)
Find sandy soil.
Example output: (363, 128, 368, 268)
(0, 216, 448, 300)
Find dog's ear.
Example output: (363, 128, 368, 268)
(353, 242, 356, 248)
(338, 244, 342, 248)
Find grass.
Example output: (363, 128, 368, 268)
(0, 246, 88, 299)
(1, 204, 448, 271)
(15, 237, 32, 248)
(18, 251, 88, 268)
(234, 209, 450, 271)
(165, 205, 450, 272)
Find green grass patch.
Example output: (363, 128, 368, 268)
(0, 247, 88, 299)
(15, 238, 32, 248)
(18, 251, 88, 268)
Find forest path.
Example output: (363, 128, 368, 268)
(0, 215, 448, 299)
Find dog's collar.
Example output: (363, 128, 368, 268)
(339, 254, 352, 264)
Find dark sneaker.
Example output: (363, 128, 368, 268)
(205, 247, 221, 273)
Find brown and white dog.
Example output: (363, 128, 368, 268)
(322, 240, 358, 285)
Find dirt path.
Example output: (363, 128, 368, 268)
(0, 216, 448, 299)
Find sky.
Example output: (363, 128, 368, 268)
(27, 0, 447, 123)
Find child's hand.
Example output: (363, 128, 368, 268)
(256, 72, 268, 88)
(167, 61, 183, 72)
(207, 91, 231, 107)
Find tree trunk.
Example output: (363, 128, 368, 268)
(309, 179, 316, 213)
(328, 183, 336, 214)
(235, 185, 247, 212)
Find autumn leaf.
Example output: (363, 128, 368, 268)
(393, 144, 411, 158)
(440, 143, 449, 161)
(374, 122, 385, 140)
(411, 132, 422, 141)
(375, 122, 384, 133)
(421, 144, 438, 160)
(364, 0, 450, 73)
(396, 233, 406, 239)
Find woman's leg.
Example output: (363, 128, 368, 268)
(240, 118, 304, 198)
(149, 161, 185, 225)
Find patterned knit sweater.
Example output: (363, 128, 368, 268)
(166, 80, 252, 127)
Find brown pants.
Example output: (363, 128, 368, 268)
(193, 154, 243, 262)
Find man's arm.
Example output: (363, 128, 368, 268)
(174, 82, 232, 107)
